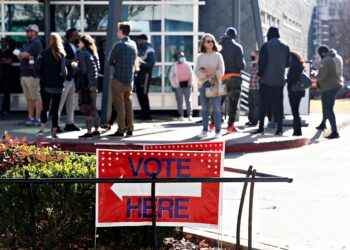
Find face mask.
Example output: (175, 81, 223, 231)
(178, 57, 186, 63)
(251, 56, 255, 61)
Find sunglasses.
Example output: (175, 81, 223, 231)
(205, 40, 214, 44)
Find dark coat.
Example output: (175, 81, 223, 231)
(258, 38, 290, 86)
(219, 36, 245, 74)
(287, 52, 305, 98)
(36, 48, 65, 89)
(77, 47, 100, 88)
(64, 41, 77, 81)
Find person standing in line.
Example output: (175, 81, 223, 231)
(315, 45, 343, 139)
(286, 51, 306, 136)
(18, 24, 43, 126)
(77, 34, 100, 138)
(212, 27, 245, 133)
(135, 34, 155, 120)
(36, 33, 66, 139)
(315, 48, 343, 131)
(107, 22, 137, 137)
(0, 37, 17, 117)
(246, 50, 260, 126)
(194, 33, 225, 139)
(252, 27, 290, 135)
(169, 52, 193, 121)
(57, 28, 81, 132)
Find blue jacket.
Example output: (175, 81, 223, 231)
(138, 42, 155, 72)
(77, 47, 100, 88)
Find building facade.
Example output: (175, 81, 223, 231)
(0, 0, 315, 111)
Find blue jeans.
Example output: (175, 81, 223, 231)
(200, 81, 222, 133)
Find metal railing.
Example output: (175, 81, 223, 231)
(0, 167, 292, 250)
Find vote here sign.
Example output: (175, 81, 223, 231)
(96, 149, 223, 228)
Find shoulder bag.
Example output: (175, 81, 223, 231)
(205, 77, 227, 97)
(292, 72, 312, 92)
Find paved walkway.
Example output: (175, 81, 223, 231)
(1, 112, 349, 153)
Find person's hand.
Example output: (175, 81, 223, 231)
(71, 61, 78, 68)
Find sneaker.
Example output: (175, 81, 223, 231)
(245, 121, 258, 126)
(325, 132, 339, 139)
(64, 123, 81, 131)
(126, 131, 133, 137)
(209, 123, 215, 132)
(78, 133, 94, 139)
(108, 131, 125, 137)
(214, 132, 222, 139)
(227, 125, 237, 133)
(188, 116, 193, 121)
(178, 116, 184, 121)
(93, 131, 101, 136)
(37, 130, 44, 136)
(25, 118, 35, 126)
(198, 131, 208, 138)
(316, 124, 327, 130)
(33, 118, 41, 126)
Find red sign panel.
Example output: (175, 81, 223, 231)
(96, 149, 223, 227)
(144, 141, 224, 152)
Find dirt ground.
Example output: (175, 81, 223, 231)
(310, 99, 350, 113)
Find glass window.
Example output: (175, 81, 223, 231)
(165, 36, 193, 62)
(122, 5, 161, 32)
(84, 5, 109, 32)
(130, 35, 161, 63)
(164, 65, 173, 93)
(149, 66, 162, 93)
(51, 5, 80, 32)
(165, 5, 193, 32)
(5, 4, 44, 32)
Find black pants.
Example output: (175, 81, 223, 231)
(288, 94, 303, 134)
(135, 69, 152, 119)
(108, 103, 117, 125)
(40, 89, 62, 128)
(258, 84, 284, 130)
(321, 86, 341, 133)
(1, 76, 11, 112)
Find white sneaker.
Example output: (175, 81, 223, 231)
(188, 116, 193, 121)
(215, 132, 222, 139)
(178, 116, 184, 121)
(198, 131, 208, 138)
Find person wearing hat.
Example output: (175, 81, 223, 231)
(252, 26, 290, 135)
(135, 34, 155, 120)
(18, 24, 43, 126)
(210, 27, 246, 133)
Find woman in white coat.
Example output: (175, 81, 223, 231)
(169, 52, 194, 121)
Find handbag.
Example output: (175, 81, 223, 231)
(292, 72, 312, 92)
(205, 77, 227, 97)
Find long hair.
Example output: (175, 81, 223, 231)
(292, 51, 306, 72)
(80, 34, 97, 54)
(48, 33, 66, 60)
(199, 33, 221, 53)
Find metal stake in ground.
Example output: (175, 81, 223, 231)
(152, 172, 158, 250)
(25, 170, 36, 250)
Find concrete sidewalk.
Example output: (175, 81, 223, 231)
(1, 112, 349, 153)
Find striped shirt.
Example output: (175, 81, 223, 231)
(249, 63, 259, 90)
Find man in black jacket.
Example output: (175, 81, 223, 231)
(219, 27, 246, 133)
(135, 34, 155, 120)
(57, 28, 81, 132)
(253, 27, 290, 135)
